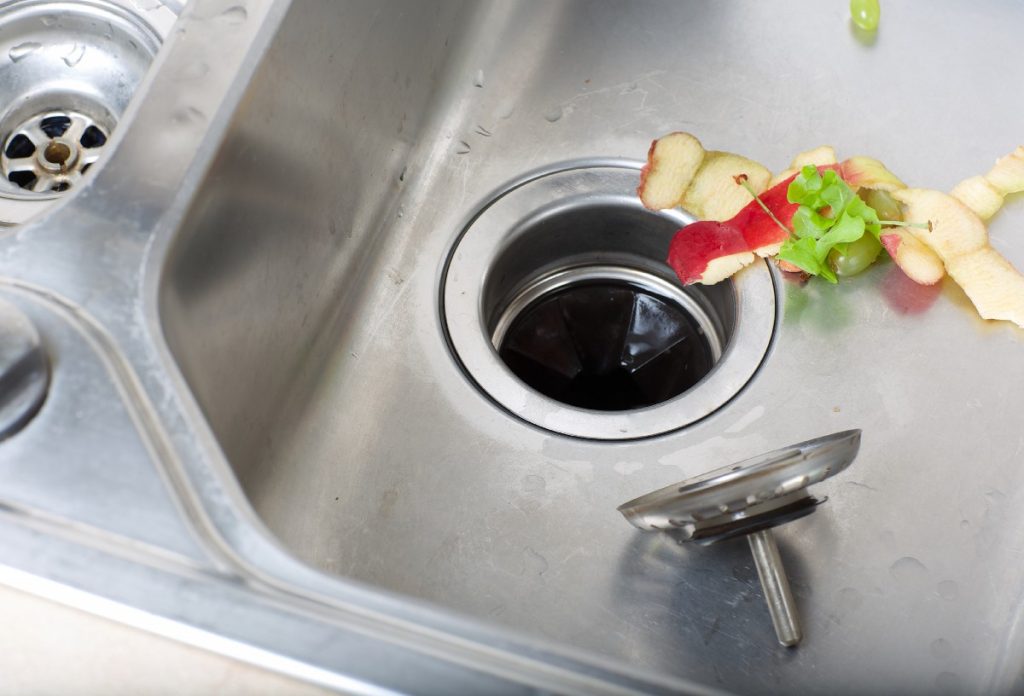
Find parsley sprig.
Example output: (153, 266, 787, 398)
(740, 165, 929, 283)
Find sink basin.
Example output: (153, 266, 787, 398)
(4, 1, 1024, 693)
(157, 0, 1024, 692)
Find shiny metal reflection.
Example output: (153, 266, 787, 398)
(619, 430, 861, 646)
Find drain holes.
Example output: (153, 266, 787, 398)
(497, 276, 717, 411)
(1, 110, 110, 193)
(39, 115, 71, 138)
(4, 134, 33, 159)
(443, 163, 777, 439)
(80, 125, 107, 148)
(7, 171, 36, 188)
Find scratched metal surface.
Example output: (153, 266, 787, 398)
(162, 1, 1024, 693)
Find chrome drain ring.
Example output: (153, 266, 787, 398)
(441, 160, 778, 440)
(2, 110, 109, 193)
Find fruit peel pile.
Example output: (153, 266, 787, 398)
(638, 132, 1024, 328)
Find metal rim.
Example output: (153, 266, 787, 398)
(618, 429, 862, 529)
(441, 160, 778, 440)
(2, 110, 109, 194)
(490, 264, 724, 362)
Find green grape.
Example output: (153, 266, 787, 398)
(829, 233, 883, 278)
(859, 188, 901, 222)
(850, 0, 880, 31)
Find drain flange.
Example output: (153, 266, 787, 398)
(442, 161, 778, 440)
(2, 110, 108, 193)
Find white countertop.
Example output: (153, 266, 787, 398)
(0, 584, 333, 694)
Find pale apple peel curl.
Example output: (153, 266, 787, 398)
(894, 161, 1024, 329)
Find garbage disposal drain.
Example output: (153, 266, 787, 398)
(442, 161, 777, 440)
(494, 267, 719, 411)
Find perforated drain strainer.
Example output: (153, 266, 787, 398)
(619, 429, 862, 646)
(0, 0, 166, 225)
(442, 160, 778, 440)
(2, 110, 108, 193)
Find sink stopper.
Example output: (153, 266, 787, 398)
(0, 299, 49, 441)
(618, 429, 861, 647)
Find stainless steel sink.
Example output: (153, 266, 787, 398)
(3, 1, 1024, 693)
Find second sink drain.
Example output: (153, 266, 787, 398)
(442, 161, 777, 440)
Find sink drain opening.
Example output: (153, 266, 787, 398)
(494, 266, 721, 411)
(0, 0, 164, 225)
(442, 162, 777, 440)
(2, 110, 109, 193)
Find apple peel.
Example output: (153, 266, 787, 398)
(892, 187, 1024, 328)
(839, 156, 906, 192)
(945, 247, 1024, 327)
(880, 230, 944, 286)
(667, 172, 801, 284)
(638, 132, 706, 210)
(679, 151, 772, 222)
(769, 146, 837, 188)
(951, 146, 1024, 220)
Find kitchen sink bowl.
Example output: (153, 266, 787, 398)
(158, 1, 1024, 692)
(5, 1, 1024, 694)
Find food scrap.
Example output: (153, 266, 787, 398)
(638, 132, 1024, 328)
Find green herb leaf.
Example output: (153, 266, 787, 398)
(778, 237, 821, 276)
(815, 211, 865, 261)
(792, 205, 832, 239)
(820, 170, 853, 217)
(787, 165, 824, 205)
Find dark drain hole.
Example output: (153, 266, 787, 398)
(80, 125, 107, 148)
(8, 171, 37, 189)
(40, 115, 72, 138)
(498, 281, 716, 411)
(4, 134, 34, 159)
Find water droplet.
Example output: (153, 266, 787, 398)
(837, 587, 864, 610)
(523, 546, 548, 577)
(986, 489, 1007, 504)
(522, 475, 545, 494)
(62, 43, 86, 67)
(959, 519, 970, 530)
(937, 580, 959, 601)
(473, 69, 484, 88)
(889, 556, 928, 582)
(217, 6, 248, 25)
(177, 61, 210, 80)
(543, 106, 563, 123)
(934, 672, 961, 692)
(497, 102, 515, 120)
(613, 461, 644, 475)
(41, 14, 57, 26)
(172, 106, 205, 125)
(455, 140, 471, 155)
(930, 638, 953, 660)
(396, 206, 404, 218)
(130, 0, 163, 10)
(9, 41, 41, 62)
